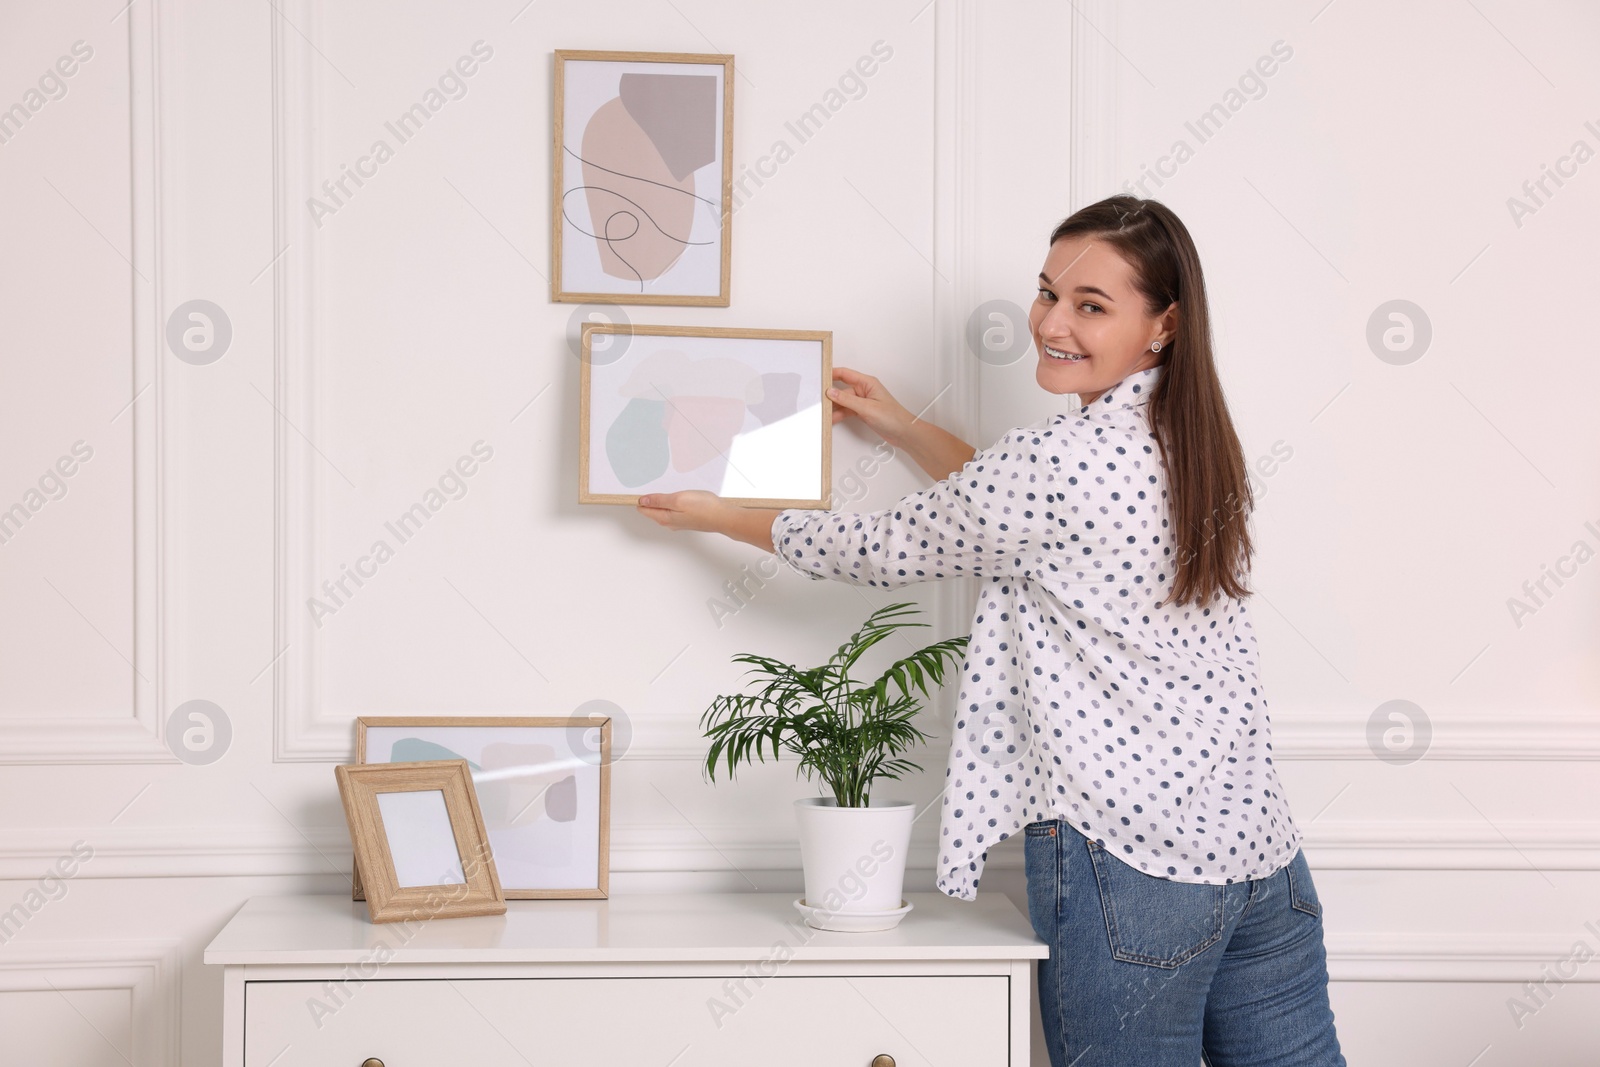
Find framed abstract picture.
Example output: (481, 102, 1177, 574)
(552, 49, 734, 305)
(579, 323, 832, 507)
(353, 716, 612, 900)
(334, 759, 506, 924)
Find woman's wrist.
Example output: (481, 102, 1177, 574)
(901, 422, 977, 481)
(721, 505, 780, 553)
(879, 403, 923, 454)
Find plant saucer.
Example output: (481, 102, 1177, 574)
(793, 897, 914, 932)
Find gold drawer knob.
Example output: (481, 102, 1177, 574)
(871, 1056, 896, 1067)
(361, 1060, 385, 1067)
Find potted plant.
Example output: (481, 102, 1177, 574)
(700, 602, 969, 931)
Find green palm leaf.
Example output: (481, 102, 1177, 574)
(699, 602, 969, 807)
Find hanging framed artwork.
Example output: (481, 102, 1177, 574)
(552, 49, 734, 306)
(334, 759, 506, 924)
(579, 323, 832, 508)
(352, 716, 612, 900)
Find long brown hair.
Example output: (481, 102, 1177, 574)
(1049, 196, 1254, 607)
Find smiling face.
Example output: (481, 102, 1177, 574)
(1031, 235, 1179, 405)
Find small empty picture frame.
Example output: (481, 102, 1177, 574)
(580, 323, 832, 507)
(334, 759, 506, 924)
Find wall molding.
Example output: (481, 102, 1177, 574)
(270, 2, 983, 763)
(1324, 934, 1600, 985)
(929, 0, 983, 646)
(1272, 711, 1600, 760)
(3, 818, 1596, 881)
(525, 709, 1600, 762)
(271, 0, 343, 762)
(1325, 931, 1600, 983)
(0, 939, 181, 1064)
(265, 0, 1600, 777)
(1070, 0, 1120, 208)
(252, 702, 1600, 765)
(0, 0, 171, 765)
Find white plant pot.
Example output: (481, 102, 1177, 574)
(792, 796, 914, 931)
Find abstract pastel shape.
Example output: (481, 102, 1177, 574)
(480, 741, 572, 829)
(605, 397, 671, 487)
(747, 372, 801, 425)
(578, 98, 702, 285)
(389, 738, 480, 770)
(618, 73, 718, 180)
(665, 395, 746, 472)
(618, 349, 757, 401)
(545, 775, 578, 822)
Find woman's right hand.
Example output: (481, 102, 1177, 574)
(828, 366, 915, 447)
(828, 365, 979, 482)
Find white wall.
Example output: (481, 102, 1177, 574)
(0, 0, 1596, 1063)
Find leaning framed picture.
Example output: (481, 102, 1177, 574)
(334, 759, 507, 924)
(552, 49, 734, 306)
(580, 323, 832, 507)
(353, 716, 612, 900)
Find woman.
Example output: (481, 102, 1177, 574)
(638, 195, 1346, 1066)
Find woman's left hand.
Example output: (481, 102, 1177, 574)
(636, 491, 781, 552)
(636, 490, 732, 534)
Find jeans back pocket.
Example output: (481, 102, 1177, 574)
(1284, 848, 1323, 919)
(1086, 840, 1226, 969)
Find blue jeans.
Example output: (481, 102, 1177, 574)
(1023, 819, 1346, 1067)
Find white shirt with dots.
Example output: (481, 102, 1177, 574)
(770, 365, 1303, 900)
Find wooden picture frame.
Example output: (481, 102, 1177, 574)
(353, 716, 612, 900)
(552, 49, 734, 306)
(579, 323, 833, 508)
(334, 759, 506, 924)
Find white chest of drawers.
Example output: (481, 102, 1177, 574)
(205, 891, 1047, 1067)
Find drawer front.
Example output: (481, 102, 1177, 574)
(246, 973, 1010, 1066)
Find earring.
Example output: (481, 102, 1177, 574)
(1151, 341, 1163, 352)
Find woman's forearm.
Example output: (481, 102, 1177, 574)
(824, 368, 976, 482)
(722, 506, 780, 553)
(713, 422, 971, 552)
(895, 420, 977, 482)
(677, 417, 974, 555)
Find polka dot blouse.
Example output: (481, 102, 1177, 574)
(770, 365, 1302, 900)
